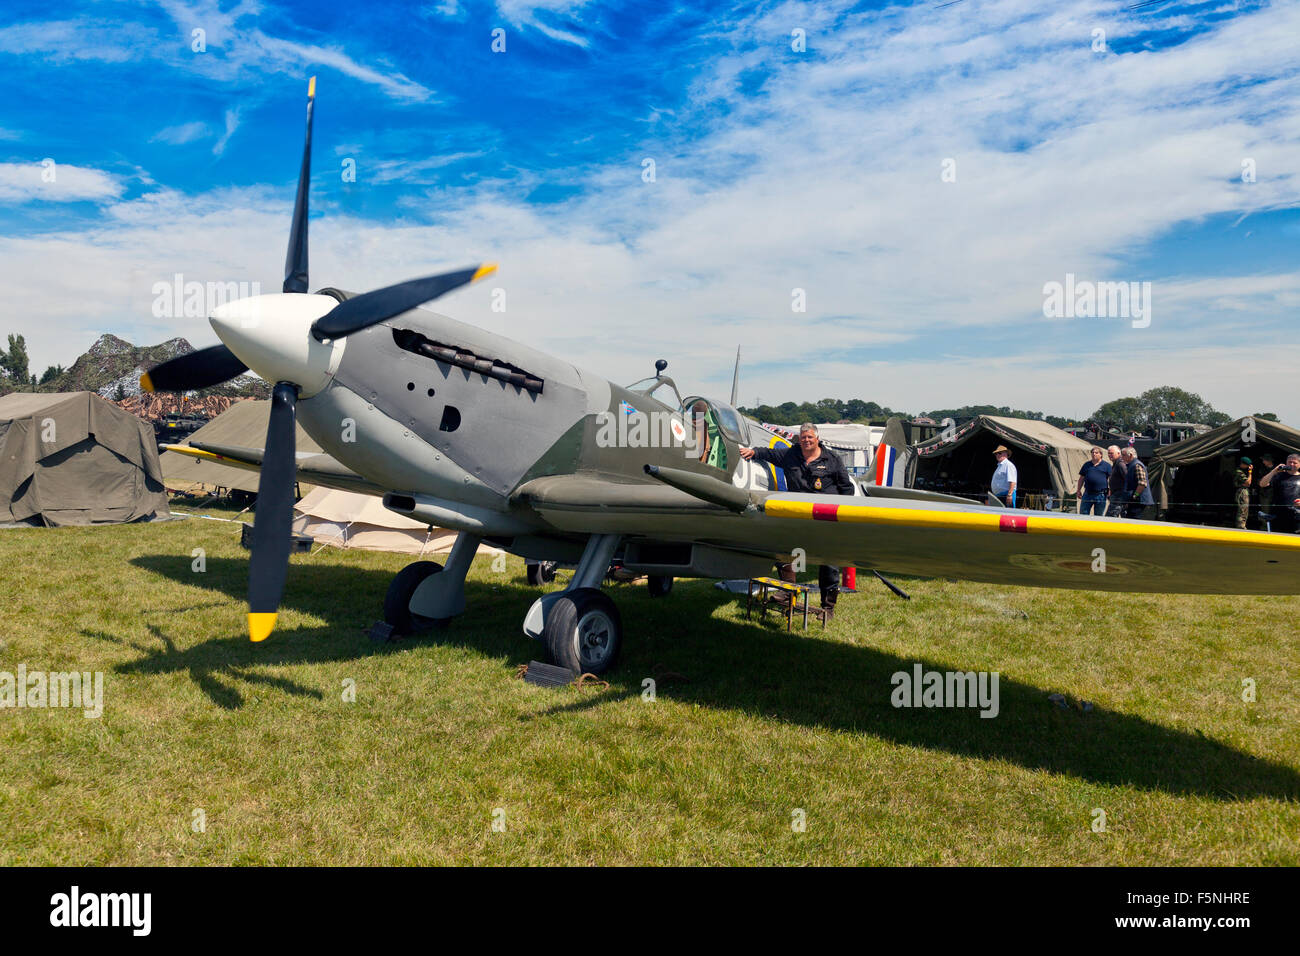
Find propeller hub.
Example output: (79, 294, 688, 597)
(209, 293, 346, 398)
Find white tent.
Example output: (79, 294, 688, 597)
(292, 487, 502, 557)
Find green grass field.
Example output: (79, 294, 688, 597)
(1, 505, 1297, 865)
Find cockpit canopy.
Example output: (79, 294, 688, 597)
(682, 396, 745, 444)
(624, 375, 749, 471)
(625, 374, 685, 411)
(625, 375, 746, 441)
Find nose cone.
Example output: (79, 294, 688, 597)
(210, 293, 346, 398)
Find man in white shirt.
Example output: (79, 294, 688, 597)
(990, 445, 1018, 507)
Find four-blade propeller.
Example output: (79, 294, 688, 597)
(141, 76, 496, 642)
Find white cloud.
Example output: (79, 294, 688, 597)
(0, 3, 435, 103)
(495, 0, 596, 48)
(4, 0, 1300, 423)
(814, 343, 1300, 422)
(422, 1, 465, 20)
(154, 0, 436, 102)
(212, 108, 240, 156)
(151, 121, 210, 145)
(0, 162, 125, 203)
(251, 34, 434, 103)
(365, 152, 485, 185)
(0, 19, 158, 63)
(0, 186, 293, 361)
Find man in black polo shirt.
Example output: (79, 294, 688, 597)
(1259, 454, 1300, 533)
(1105, 445, 1127, 517)
(741, 423, 854, 617)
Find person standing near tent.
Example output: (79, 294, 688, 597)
(990, 445, 1017, 507)
(1075, 446, 1110, 516)
(1259, 454, 1300, 533)
(1105, 445, 1127, 517)
(1233, 457, 1253, 529)
(740, 423, 853, 618)
(1121, 446, 1154, 518)
(1258, 454, 1275, 529)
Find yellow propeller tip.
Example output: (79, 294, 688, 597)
(139, 373, 155, 393)
(248, 612, 277, 643)
(472, 262, 498, 282)
(307, 76, 317, 98)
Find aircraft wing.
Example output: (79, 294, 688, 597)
(857, 483, 975, 506)
(757, 493, 1300, 594)
(517, 475, 1300, 594)
(516, 473, 732, 515)
(163, 442, 388, 496)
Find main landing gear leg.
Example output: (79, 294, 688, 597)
(523, 533, 623, 675)
(388, 531, 482, 630)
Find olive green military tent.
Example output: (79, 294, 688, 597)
(161, 399, 321, 495)
(908, 415, 1093, 505)
(0, 391, 169, 526)
(1149, 416, 1300, 526)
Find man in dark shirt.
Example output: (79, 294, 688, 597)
(1105, 445, 1127, 517)
(1075, 446, 1111, 515)
(1121, 447, 1154, 518)
(741, 423, 854, 616)
(1259, 454, 1300, 533)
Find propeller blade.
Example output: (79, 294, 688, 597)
(283, 76, 316, 295)
(310, 263, 497, 342)
(140, 344, 248, 393)
(246, 382, 298, 642)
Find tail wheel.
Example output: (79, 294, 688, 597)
(647, 575, 674, 598)
(543, 588, 622, 675)
(383, 560, 443, 635)
(526, 561, 558, 586)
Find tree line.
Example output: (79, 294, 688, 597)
(740, 386, 1280, 433)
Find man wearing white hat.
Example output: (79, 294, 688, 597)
(991, 445, 1018, 507)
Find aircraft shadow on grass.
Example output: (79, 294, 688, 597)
(84, 620, 325, 711)
(128, 554, 1299, 801)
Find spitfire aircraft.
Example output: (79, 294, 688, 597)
(146, 80, 1300, 675)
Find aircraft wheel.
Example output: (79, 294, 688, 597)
(383, 560, 443, 635)
(647, 575, 674, 598)
(544, 588, 622, 675)
(526, 561, 558, 586)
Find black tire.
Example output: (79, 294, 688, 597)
(526, 561, 558, 586)
(647, 574, 674, 598)
(543, 588, 622, 675)
(383, 560, 443, 635)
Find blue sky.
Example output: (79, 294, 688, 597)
(1, 0, 1297, 420)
